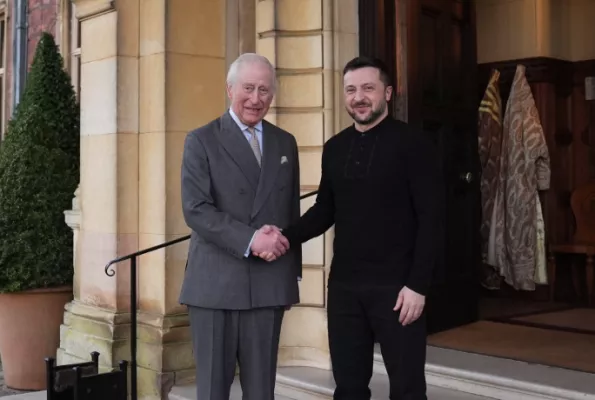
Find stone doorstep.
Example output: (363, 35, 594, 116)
(172, 346, 595, 400)
(171, 367, 491, 400)
(379, 346, 595, 400)
(274, 367, 495, 400)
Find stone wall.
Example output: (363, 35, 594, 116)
(476, 0, 595, 63)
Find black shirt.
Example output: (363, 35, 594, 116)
(283, 116, 442, 295)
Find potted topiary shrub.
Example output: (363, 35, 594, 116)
(0, 32, 80, 390)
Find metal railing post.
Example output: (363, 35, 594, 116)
(130, 256, 138, 400)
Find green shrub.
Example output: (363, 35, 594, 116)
(0, 32, 80, 293)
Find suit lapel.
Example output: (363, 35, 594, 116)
(217, 112, 261, 190)
(251, 122, 280, 218)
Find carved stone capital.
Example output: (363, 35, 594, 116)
(72, 185, 81, 211)
(64, 185, 81, 230)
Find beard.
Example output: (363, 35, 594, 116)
(347, 100, 387, 125)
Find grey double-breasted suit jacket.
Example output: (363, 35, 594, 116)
(179, 111, 302, 310)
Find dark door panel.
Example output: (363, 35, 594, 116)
(407, 0, 481, 334)
(358, 0, 481, 334)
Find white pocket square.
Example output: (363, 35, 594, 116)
(280, 156, 288, 164)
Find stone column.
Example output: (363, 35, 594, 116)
(58, 0, 227, 398)
(58, 0, 138, 378)
(135, 0, 226, 396)
(255, 0, 358, 369)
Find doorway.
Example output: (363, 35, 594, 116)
(358, 0, 595, 374)
(360, 0, 482, 334)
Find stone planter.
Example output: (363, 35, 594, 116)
(0, 286, 73, 390)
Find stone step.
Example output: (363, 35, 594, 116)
(375, 346, 595, 400)
(170, 379, 296, 400)
(171, 367, 492, 400)
(275, 366, 493, 400)
(170, 346, 595, 400)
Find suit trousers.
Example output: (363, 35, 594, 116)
(188, 306, 285, 400)
(327, 281, 427, 400)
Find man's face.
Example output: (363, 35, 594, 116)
(343, 67, 392, 126)
(227, 62, 274, 126)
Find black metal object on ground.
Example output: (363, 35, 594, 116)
(45, 351, 99, 400)
(72, 360, 128, 400)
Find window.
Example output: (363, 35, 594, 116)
(60, 1, 81, 100)
(70, 3, 81, 99)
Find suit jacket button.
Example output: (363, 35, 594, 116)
(239, 188, 246, 194)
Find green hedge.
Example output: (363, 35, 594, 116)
(0, 32, 80, 293)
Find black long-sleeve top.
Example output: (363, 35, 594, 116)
(283, 116, 442, 295)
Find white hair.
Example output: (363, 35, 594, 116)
(226, 53, 276, 92)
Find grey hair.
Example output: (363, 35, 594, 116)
(226, 53, 276, 92)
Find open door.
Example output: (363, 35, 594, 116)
(358, 0, 481, 334)
(406, 0, 481, 334)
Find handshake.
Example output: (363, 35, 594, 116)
(250, 225, 289, 262)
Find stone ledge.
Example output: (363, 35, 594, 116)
(72, 0, 114, 20)
(65, 300, 128, 326)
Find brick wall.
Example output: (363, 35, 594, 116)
(2, 0, 60, 130)
(27, 0, 60, 64)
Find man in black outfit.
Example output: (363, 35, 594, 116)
(256, 57, 441, 400)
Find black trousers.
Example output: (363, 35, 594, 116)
(327, 281, 427, 400)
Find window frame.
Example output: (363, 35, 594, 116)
(69, 2, 81, 100)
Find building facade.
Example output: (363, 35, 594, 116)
(60, 1, 354, 398)
(0, 0, 594, 399)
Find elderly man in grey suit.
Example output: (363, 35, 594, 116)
(179, 53, 302, 400)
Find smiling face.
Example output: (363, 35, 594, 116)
(226, 61, 274, 126)
(343, 66, 392, 130)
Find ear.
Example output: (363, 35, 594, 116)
(226, 84, 233, 100)
(385, 85, 393, 102)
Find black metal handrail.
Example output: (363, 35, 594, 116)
(104, 190, 318, 400)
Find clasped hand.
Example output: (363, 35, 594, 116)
(250, 225, 288, 262)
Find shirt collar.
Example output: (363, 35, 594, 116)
(228, 108, 263, 133)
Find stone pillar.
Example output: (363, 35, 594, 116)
(58, 0, 227, 398)
(58, 0, 138, 379)
(255, 0, 358, 369)
(135, 0, 226, 395)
